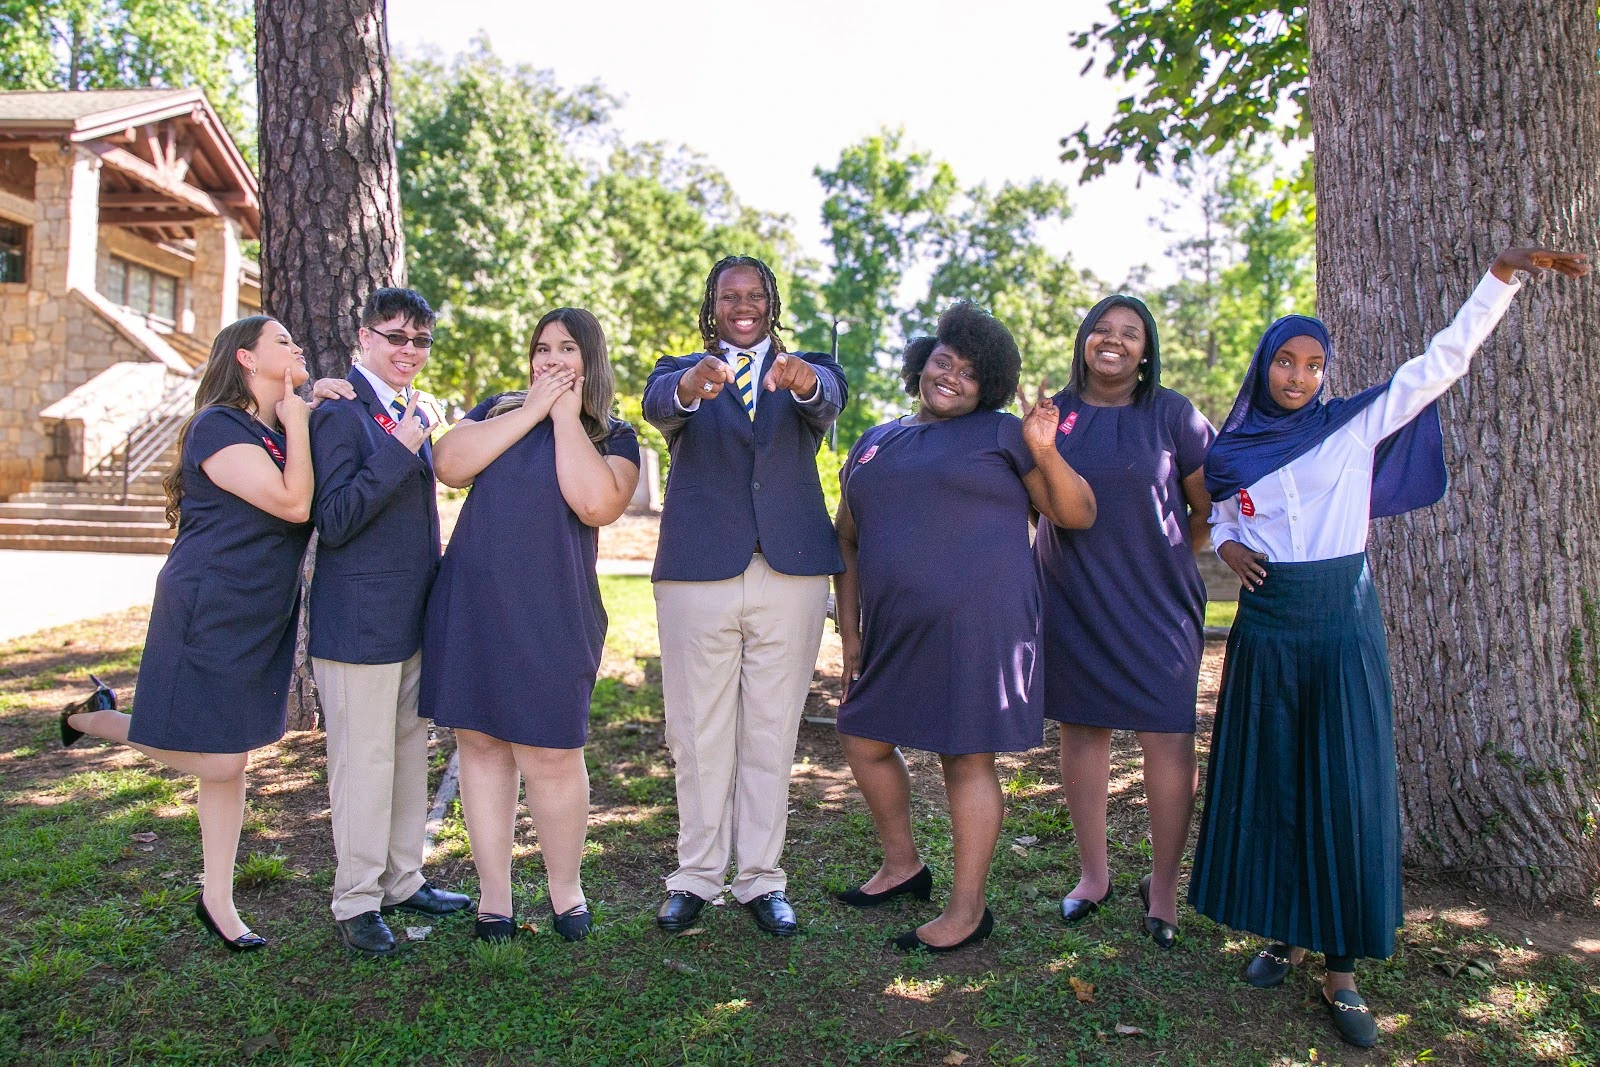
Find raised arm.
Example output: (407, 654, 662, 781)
(433, 369, 573, 488)
(1017, 386, 1096, 530)
(202, 369, 314, 524)
(550, 383, 640, 528)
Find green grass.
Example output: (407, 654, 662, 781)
(1206, 600, 1238, 629)
(0, 581, 1594, 1066)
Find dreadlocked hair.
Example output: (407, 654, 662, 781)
(696, 255, 787, 357)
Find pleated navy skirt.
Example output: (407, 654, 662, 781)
(1188, 553, 1402, 960)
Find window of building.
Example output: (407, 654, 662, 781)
(103, 256, 180, 322)
(0, 220, 24, 283)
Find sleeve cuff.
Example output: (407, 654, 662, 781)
(1210, 524, 1241, 554)
(1472, 269, 1521, 313)
(793, 378, 823, 404)
(674, 394, 702, 413)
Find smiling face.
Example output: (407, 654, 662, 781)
(358, 313, 433, 390)
(239, 319, 307, 388)
(714, 265, 771, 350)
(1082, 305, 1147, 393)
(1266, 334, 1326, 411)
(531, 318, 584, 379)
(917, 343, 981, 420)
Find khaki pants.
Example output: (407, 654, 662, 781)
(655, 554, 829, 903)
(313, 652, 429, 921)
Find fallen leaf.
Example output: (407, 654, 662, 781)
(290, 976, 311, 985)
(135, 844, 154, 852)
(662, 958, 699, 975)
(405, 926, 432, 941)
(1113, 1023, 1145, 1037)
(675, 927, 706, 938)
(942, 1053, 970, 1065)
(1070, 977, 1095, 1003)
(518, 920, 539, 934)
(1009, 844, 1030, 858)
(1013, 835, 1039, 847)
(131, 832, 158, 843)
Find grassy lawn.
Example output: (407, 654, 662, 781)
(0, 577, 1594, 1065)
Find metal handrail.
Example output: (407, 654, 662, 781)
(89, 362, 206, 504)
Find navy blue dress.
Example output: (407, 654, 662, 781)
(836, 411, 1042, 755)
(130, 406, 312, 753)
(1034, 388, 1214, 733)
(419, 399, 641, 748)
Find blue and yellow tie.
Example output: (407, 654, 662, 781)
(734, 353, 755, 418)
(390, 394, 407, 422)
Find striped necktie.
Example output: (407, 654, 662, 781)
(389, 394, 407, 422)
(734, 353, 755, 418)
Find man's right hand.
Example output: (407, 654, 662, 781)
(675, 355, 735, 408)
(1218, 539, 1269, 592)
(308, 376, 357, 408)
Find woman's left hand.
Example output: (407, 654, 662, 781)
(1017, 383, 1060, 455)
(552, 375, 584, 421)
(1491, 247, 1591, 283)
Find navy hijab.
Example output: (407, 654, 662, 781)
(1203, 315, 1447, 519)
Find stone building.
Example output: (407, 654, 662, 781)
(0, 88, 261, 549)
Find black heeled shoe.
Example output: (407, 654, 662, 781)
(1137, 873, 1178, 949)
(1059, 883, 1113, 923)
(552, 903, 593, 942)
(834, 865, 934, 908)
(59, 673, 116, 749)
(195, 898, 267, 952)
(892, 908, 994, 954)
(474, 912, 516, 943)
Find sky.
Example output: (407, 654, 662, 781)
(386, 0, 1213, 289)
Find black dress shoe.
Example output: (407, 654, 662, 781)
(474, 912, 516, 943)
(335, 911, 397, 956)
(656, 890, 707, 932)
(892, 908, 994, 953)
(382, 881, 471, 916)
(744, 890, 798, 936)
(195, 898, 266, 952)
(1137, 873, 1178, 949)
(59, 673, 115, 749)
(835, 865, 934, 908)
(552, 903, 593, 942)
(1059, 883, 1113, 923)
(1323, 989, 1379, 1047)
(1243, 941, 1296, 988)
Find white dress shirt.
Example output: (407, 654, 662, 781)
(674, 336, 821, 413)
(355, 362, 408, 413)
(1210, 270, 1521, 562)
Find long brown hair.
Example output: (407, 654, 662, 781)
(162, 315, 275, 526)
(487, 308, 616, 446)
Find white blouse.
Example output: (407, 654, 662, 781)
(1210, 271, 1521, 562)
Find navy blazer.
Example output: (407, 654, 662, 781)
(643, 348, 847, 582)
(307, 370, 441, 664)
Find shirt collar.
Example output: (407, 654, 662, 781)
(354, 362, 406, 410)
(722, 336, 771, 363)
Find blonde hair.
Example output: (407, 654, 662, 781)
(487, 307, 615, 446)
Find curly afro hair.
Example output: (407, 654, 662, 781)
(900, 301, 1021, 412)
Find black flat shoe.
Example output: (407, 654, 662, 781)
(835, 865, 933, 908)
(59, 673, 115, 749)
(552, 904, 592, 942)
(1138, 873, 1179, 949)
(474, 912, 516, 943)
(1323, 989, 1379, 1047)
(1059, 883, 1113, 923)
(892, 908, 994, 953)
(196, 898, 266, 952)
(656, 890, 707, 932)
(1243, 941, 1296, 987)
(744, 890, 798, 936)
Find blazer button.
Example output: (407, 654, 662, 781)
(752, 481, 762, 491)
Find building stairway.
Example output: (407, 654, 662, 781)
(0, 451, 178, 553)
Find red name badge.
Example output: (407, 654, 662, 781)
(373, 410, 398, 434)
(1058, 411, 1079, 436)
(1239, 489, 1256, 517)
(259, 435, 286, 465)
(858, 444, 879, 464)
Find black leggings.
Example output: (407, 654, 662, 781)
(1325, 954, 1357, 974)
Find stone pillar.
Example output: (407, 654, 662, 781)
(190, 215, 241, 343)
(28, 142, 99, 296)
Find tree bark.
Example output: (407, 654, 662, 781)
(257, 0, 404, 380)
(1308, 0, 1600, 900)
(257, 0, 405, 729)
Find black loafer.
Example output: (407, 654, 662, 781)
(892, 908, 994, 953)
(1059, 883, 1113, 923)
(335, 911, 397, 956)
(382, 882, 471, 916)
(474, 912, 516, 943)
(552, 904, 593, 942)
(835, 865, 934, 908)
(1138, 873, 1178, 949)
(195, 898, 266, 953)
(1243, 941, 1296, 987)
(744, 890, 798, 936)
(1323, 989, 1379, 1047)
(656, 890, 707, 932)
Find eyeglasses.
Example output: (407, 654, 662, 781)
(370, 330, 434, 349)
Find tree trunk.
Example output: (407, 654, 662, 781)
(256, 0, 404, 380)
(257, 0, 406, 728)
(1308, 0, 1600, 901)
